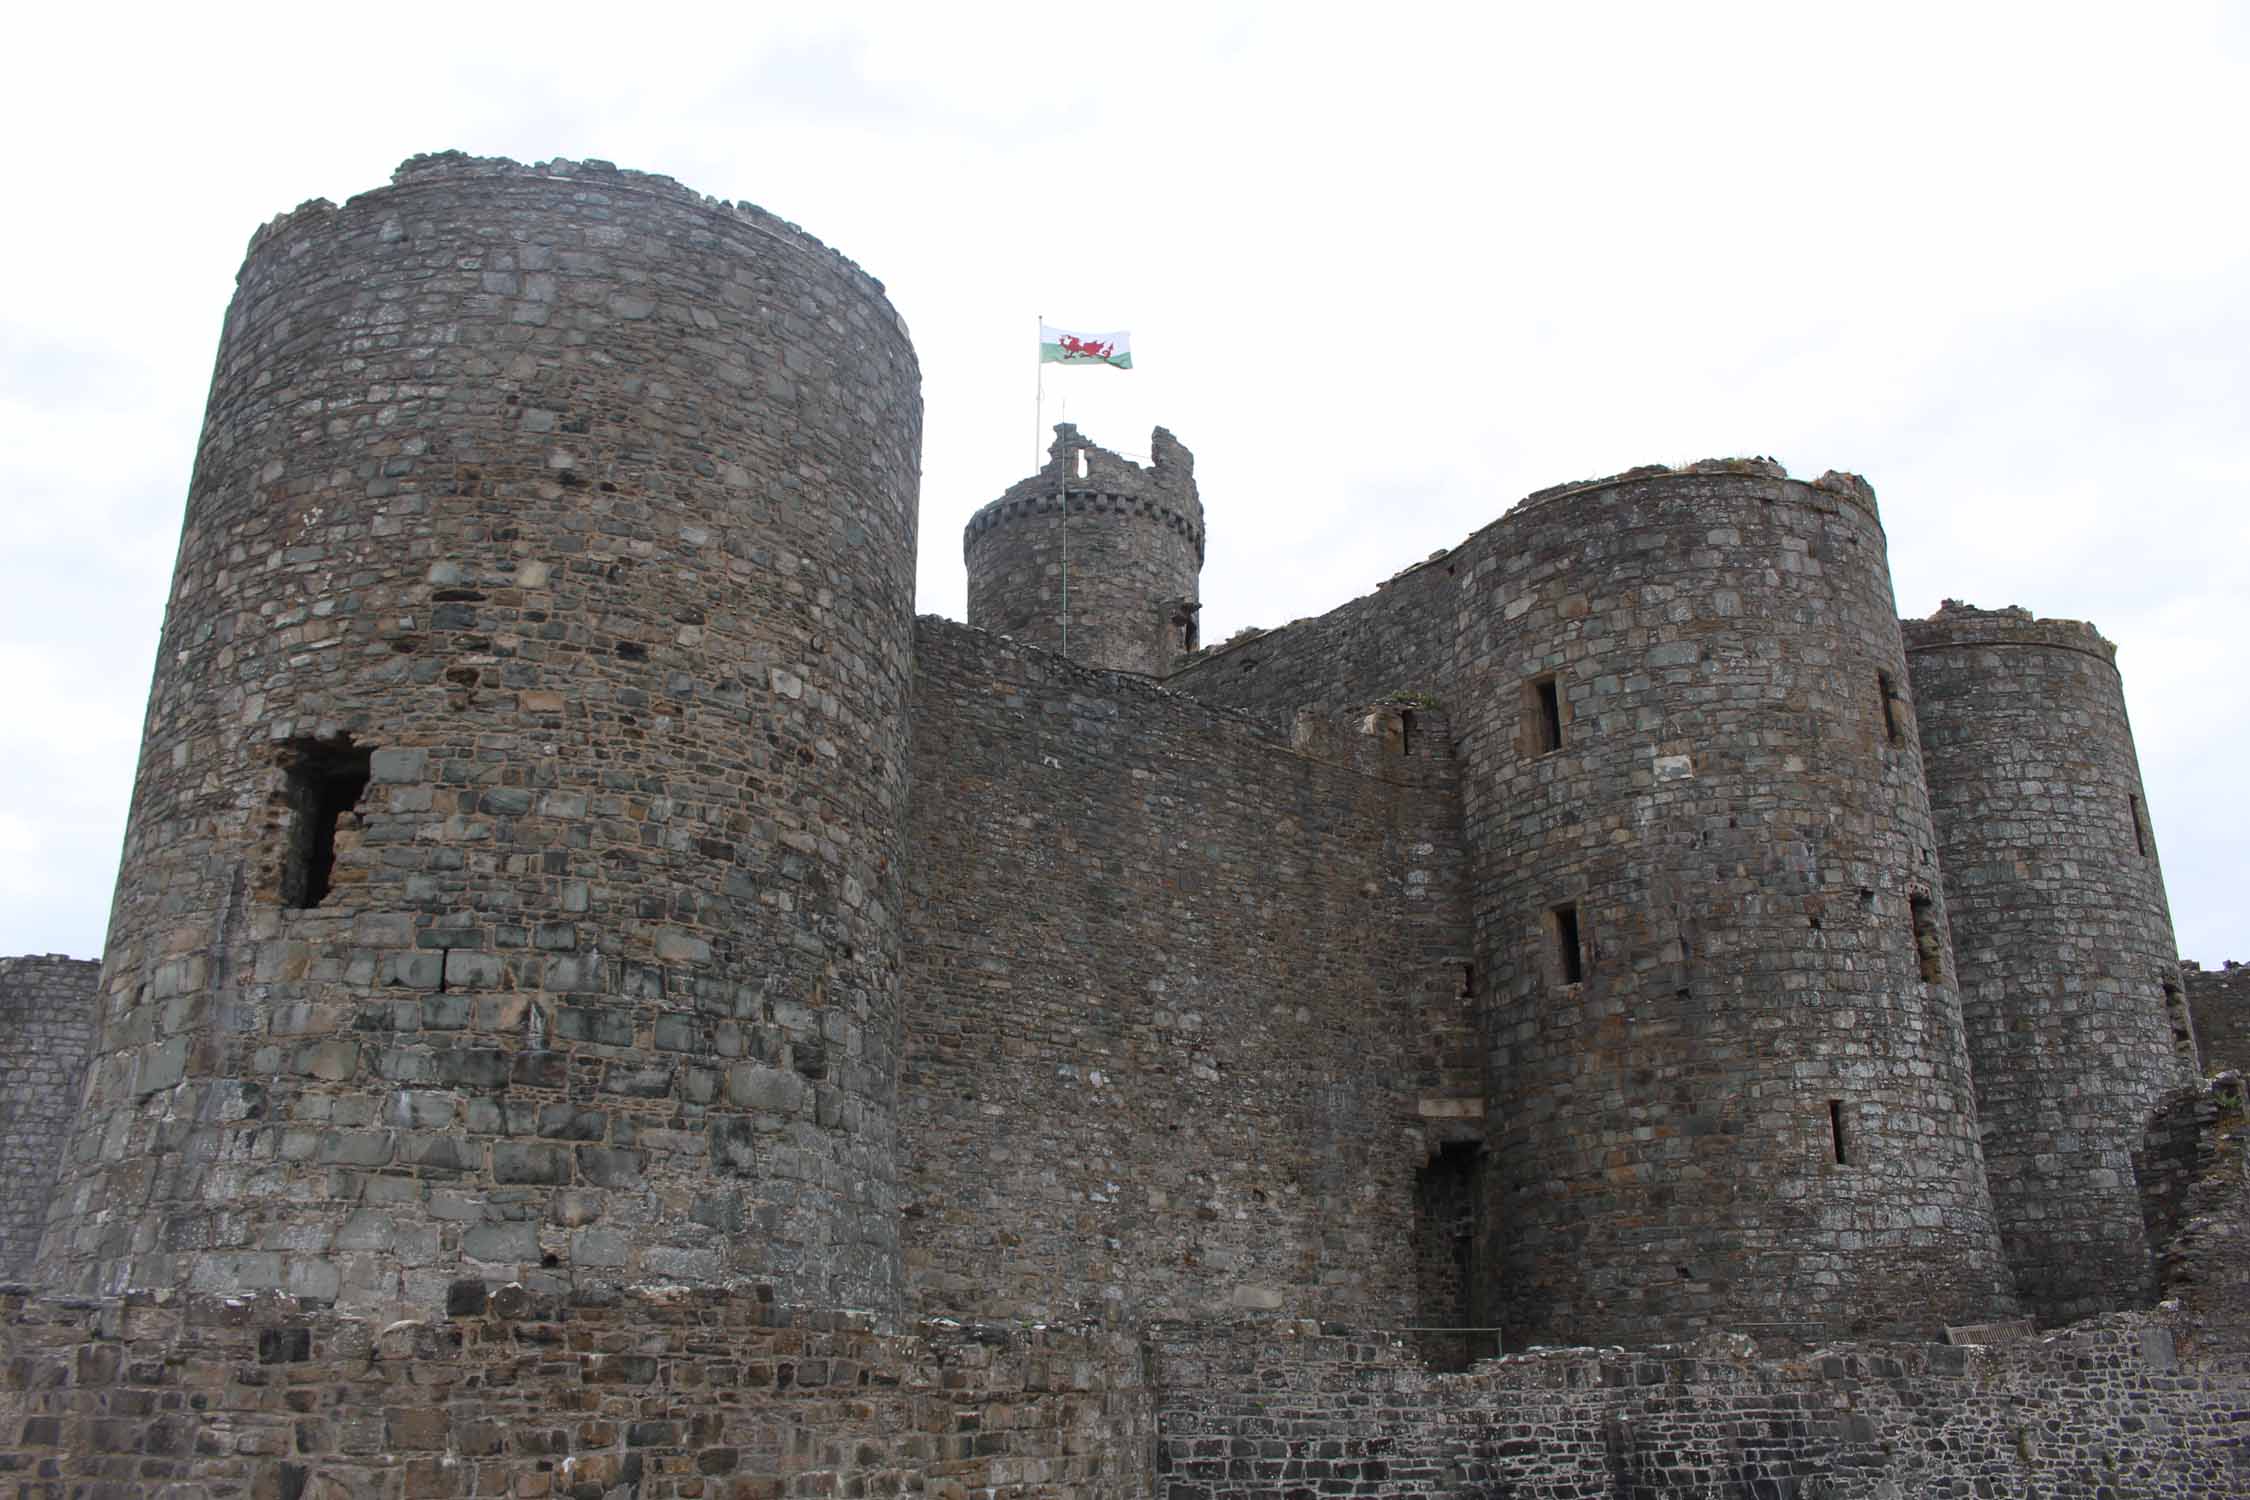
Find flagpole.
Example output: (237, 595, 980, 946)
(1059, 398, 1071, 662)
(1034, 314, 1044, 472)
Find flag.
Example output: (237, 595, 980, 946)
(1040, 323, 1133, 369)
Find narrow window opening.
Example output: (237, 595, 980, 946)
(281, 739, 373, 909)
(1400, 709, 1416, 754)
(1909, 893, 1943, 984)
(1527, 674, 1563, 754)
(1075, 449, 1089, 479)
(2130, 795, 2149, 856)
(1551, 903, 1584, 985)
(1460, 963, 1475, 998)
(1828, 1100, 1850, 1165)
(1877, 672, 1901, 746)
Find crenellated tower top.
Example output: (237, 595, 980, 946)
(964, 424, 1203, 676)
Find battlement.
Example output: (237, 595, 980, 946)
(965, 424, 1205, 563)
(965, 424, 1204, 675)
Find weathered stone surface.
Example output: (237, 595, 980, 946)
(902, 623, 1473, 1327)
(2186, 959, 2250, 1073)
(1173, 466, 2016, 1349)
(0, 956, 96, 1278)
(966, 423, 1203, 675)
(34, 152, 921, 1321)
(1906, 602, 2196, 1324)
(4, 150, 2243, 1498)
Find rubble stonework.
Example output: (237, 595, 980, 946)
(0, 956, 97, 1277)
(1903, 602, 2195, 1324)
(966, 423, 1203, 675)
(34, 153, 922, 1319)
(1169, 466, 2016, 1347)
(902, 622, 1473, 1328)
(2187, 960, 2250, 1074)
(1149, 1304, 2250, 1499)
(3, 155, 2246, 1494)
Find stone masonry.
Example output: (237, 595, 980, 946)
(2, 154, 2245, 1496)
(1903, 603, 2195, 1325)
(2187, 960, 2250, 1075)
(965, 423, 1202, 676)
(35, 153, 922, 1321)
(0, 956, 96, 1278)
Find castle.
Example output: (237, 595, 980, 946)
(2, 153, 2246, 1498)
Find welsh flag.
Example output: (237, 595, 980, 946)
(1040, 323, 1133, 369)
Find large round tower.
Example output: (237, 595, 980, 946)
(964, 423, 1202, 675)
(1457, 462, 2015, 1349)
(1902, 602, 2193, 1324)
(37, 154, 922, 1321)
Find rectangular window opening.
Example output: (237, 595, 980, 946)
(2130, 795, 2149, 857)
(1551, 903, 1584, 985)
(1400, 709, 1416, 755)
(1908, 893, 1943, 985)
(1828, 1100, 1850, 1165)
(282, 739, 373, 909)
(1528, 674, 1563, 754)
(1877, 671, 1901, 746)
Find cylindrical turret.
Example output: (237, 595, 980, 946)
(37, 154, 922, 1321)
(1903, 602, 2192, 1324)
(1458, 462, 2014, 1349)
(964, 424, 1202, 675)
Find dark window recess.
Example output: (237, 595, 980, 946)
(1909, 893, 1943, 984)
(1877, 671, 1902, 746)
(1400, 709, 1416, 754)
(281, 740, 373, 909)
(1829, 1100, 1850, 1165)
(1552, 903, 1585, 985)
(2130, 795, 2149, 856)
(1460, 963, 1475, 998)
(1528, 674, 1563, 754)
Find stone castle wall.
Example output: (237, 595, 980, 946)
(1151, 1309, 2249, 1500)
(5, 151, 2244, 1497)
(2186, 961, 2250, 1075)
(1452, 464, 2009, 1349)
(965, 425, 1203, 676)
(38, 153, 923, 1321)
(0, 1285, 1151, 1500)
(1904, 603, 2194, 1324)
(1179, 463, 2015, 1350)
(0, 956, 97, 1278)
(1166, 544, 1456, 726)
(901, 618, 1474, 1329)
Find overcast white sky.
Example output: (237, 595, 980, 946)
(0, 3, 2241, 963)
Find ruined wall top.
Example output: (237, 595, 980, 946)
(965, 424, 1204, 563)
(247, 152, 910, 343)
(1902, 600, 2119, 663)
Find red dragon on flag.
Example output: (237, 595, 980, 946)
(1039, 323, 1134, 369)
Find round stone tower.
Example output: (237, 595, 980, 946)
(37, 154, 922, 1321)
(1456, 462, 2015, 1350)
(1902, 602, 2193, 1325)
(964, 423, 1203, 675)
